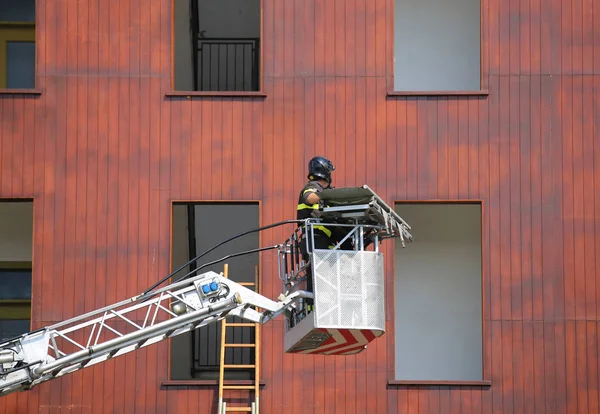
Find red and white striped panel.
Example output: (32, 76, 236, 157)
(288, 328, 384, 355)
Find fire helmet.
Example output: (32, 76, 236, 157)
(307, 156, 335, 184)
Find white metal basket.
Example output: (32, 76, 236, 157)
(312, 249, 385, 331)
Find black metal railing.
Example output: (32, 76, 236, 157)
(190, 317, 256, 380)
(193, 38, 260, 92)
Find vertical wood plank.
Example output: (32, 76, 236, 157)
(457, 98, 469, 197)
(543, 322, 557, 414)
(582, 76, 597, 321)
(509, 76, 522, 321)
(364, 78, 377, 188)
(501, 321, 514, 414)
(587, 322, 599, 414)
(313, 0, 325, 77)
(512, 323, 524, 413)
(374, 0, 386, 77)
(532, 323, 546, 412)
(354, 0, 366, 77)
(541, 73, 557, 322)
(353, 77, 366, 185)
(209, 99, 222, 199)
(405, 386, 418, 414)
(575, 320, 589, 414)
(283, 0, 294, 78)
(364, 0, 376, 77)
(436, 97, 448, 198)
(345, 0, 357, 78)
(416, 97, 430, 199)
(530, 75, 544, 322)
(292, 0, 304, 78)
(302, 0, 315, 77)
(565, 321, 578, 413)
(539, 0, 552, 73)
(519, 76, 533, 322)
(404, 99, 417, 199)
(522, 322, 535, 414)
(509, 0, 520, 75)
(491, 321, 503, 414)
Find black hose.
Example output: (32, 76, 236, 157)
(142, 219, 304, 295)
(173, 244, 280, 283)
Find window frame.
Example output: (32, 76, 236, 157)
(0, 23, 35, 89)
(388, 200, 491, 387)
(167, 0, 267, 98)
(387, 0, 489, 97)
(0, 0, 39, 95)
(0, 261, 32, 340)
(163, 200, 266, 388)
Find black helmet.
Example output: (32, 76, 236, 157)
(307, 156, 335, 184)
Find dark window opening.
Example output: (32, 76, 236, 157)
(174, 0, 260, 92)
(0, 200, 33, 341)
(0, 0, 36, 89)
(169, 202, 259, 380)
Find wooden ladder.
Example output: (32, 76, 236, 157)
(218, 264, 261, 414)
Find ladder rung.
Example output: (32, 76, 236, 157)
(224, 323, 256, 327)
(222, 385, 256, 390)
(224, 343, 255, 348)
(225, 408, 252, 412)
(223, 364, 256, 369)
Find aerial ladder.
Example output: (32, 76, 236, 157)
(0, 185, 412, 411)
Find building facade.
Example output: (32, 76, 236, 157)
(0, 0, 599, 412)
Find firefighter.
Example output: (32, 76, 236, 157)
(297, 156, 353, 251)
(297, 156, 352, 311)
(296, 155, 337, 252)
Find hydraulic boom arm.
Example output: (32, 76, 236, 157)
(0, 271, 310, 397)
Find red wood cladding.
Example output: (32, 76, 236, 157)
(0, 0, 599, 412)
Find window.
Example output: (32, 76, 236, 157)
(0, 201, 33, 342)
(173, 0, 261, 92)
(170, 202, 259, 380)
(0, 0, 36, 89)
(0, 265, 32, 341)
(393, 0, 480, 92)
(394, 203, 483, 382)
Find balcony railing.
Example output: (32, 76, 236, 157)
(193, 38, 260, 92)
(190, 316, 255, 380)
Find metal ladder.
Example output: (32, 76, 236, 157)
(218, 264, 260, 413)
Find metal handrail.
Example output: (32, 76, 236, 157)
(195, 37, 260, 92)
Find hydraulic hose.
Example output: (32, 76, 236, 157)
(172, 244, 281, 283)
(142, 219, 304, 295)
